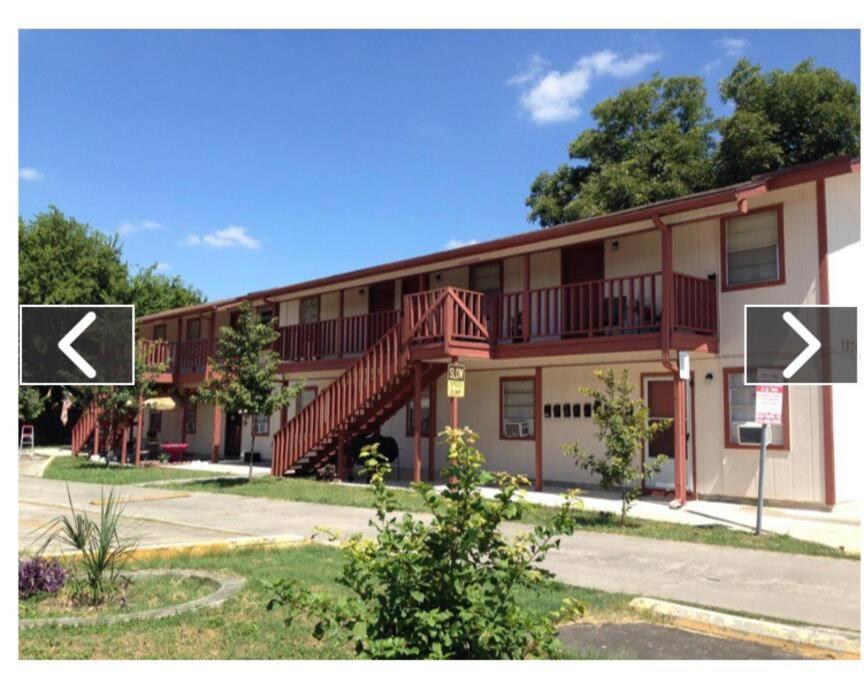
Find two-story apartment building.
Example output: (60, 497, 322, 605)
(78, 156, 859, 509)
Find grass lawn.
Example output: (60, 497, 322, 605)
(19, 543, 636, 659)
(43, 457, 217, 485)
(20, 574, 216, 620)
(169, 476, 855, 559)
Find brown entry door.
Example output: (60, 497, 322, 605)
(368, 281, 396, 343)
(643, 376, 693, 492)
(224, 412, 243, 459)
(561, 243, 604, 334)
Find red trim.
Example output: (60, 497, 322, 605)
(722, 367, 790, 451)
(720, 204, 786, 292)
(139, 156, 857, 324)
(499, 376, 536, 441)
(816, 179, 836, 506)
(640, 372, 697, 496)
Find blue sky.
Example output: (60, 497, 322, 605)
(19, 29, 860, 300)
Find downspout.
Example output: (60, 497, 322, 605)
(653, 215, 687, 508)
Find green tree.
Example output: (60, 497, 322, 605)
(18, 387, 48, 422)
(85, 349, 165, 466)
(716, 58, 860, 185)
(268, 428, 584, 659)
(19, 208, 128, 305)
(526, 75, 716, 226)
(196, 302, 301, 480)
(563, 369, 670, 525)
(127, 264, 205, 317)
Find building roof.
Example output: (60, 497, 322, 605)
(139, 155, 859, 323)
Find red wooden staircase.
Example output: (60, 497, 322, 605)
(271, 287, 490, 477)
(71, 400, 101, 455)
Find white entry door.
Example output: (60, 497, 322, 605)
(642, 375, 693, 491)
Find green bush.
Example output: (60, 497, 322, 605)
(268, 427, 584, 659)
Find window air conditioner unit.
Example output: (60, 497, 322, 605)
(504, 422, 529, 438)
(737, 422, 772, 446)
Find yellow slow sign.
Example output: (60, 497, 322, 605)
(447, 363, 465, 398)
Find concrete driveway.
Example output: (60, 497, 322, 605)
(19, 475, 860, 631)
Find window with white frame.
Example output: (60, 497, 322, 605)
(501, 378, 535, 440)
(725, 370, 786, 447)
(253, 413, 270, 436)
(724, 208, 783, 288)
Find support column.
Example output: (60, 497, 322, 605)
(134, 393, 143, 466)
(93, 419, 100, 458)
(211, 405, 222, 463)
(181, 389, 188, 444)
(449, 356, 459, 430)
(336, 430, 347, 480)
(672, 375, 687, 505)
(522, 253, 531, 342)
(427, 378, 437, 482)
(534, 366, 543, 491)
(121, 425, 129, 465)
(412, 363, 423, 483)
(337, 290, 345, 357)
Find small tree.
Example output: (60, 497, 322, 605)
(87, 349, 165, 465)
(563, 369, 671, 525)
(268, 428, 585, 659)
(18, 387, 48, 423)
(196, 302, 301, 480)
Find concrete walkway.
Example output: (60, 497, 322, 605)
(19, 475, 859, 631)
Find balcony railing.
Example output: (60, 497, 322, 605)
(489, 271, 716, 342)
(277, 310, 400, 363)
(139, 338, 212, 375)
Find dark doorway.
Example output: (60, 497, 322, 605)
(561, 242, 605, 334)
(369, 281, 396, 313)
(224, 412, 243, 459)
(401, 274, 424, 296)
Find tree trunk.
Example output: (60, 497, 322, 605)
(248, 433, 256, 482)
(620, 496, 627, 526)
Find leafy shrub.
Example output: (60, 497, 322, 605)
(268, 427, 584, 659)
(563, 369, 671, 525)
(40, 486, 135, 605)
(19, 557, 66, 599)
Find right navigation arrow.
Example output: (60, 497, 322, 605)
(781, 311, 821, 379)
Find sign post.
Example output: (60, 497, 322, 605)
(446, 361, 465, 429)
(754, 384, 783, 535)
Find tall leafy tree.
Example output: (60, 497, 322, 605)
(715, 58, 860, 185)
(127, 264, 205, 317)
(196, 302, 301, 480)
(19, 207, 128, 305)
(526, 75, 716, 226)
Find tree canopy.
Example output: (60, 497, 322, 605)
(715, 58, 860, 185)
(19, 207, 204, 316)
(527, 59, 860, 228)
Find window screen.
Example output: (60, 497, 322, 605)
(501, 378, 535, 439)
(725, 210, 780, 287)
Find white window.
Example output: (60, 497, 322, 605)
(725, 370, 786, 447)
(724, 208, 783, 289)
(253, 413, 270, 436)
(501, 378, 535, 440)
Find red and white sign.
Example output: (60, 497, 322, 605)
(755, 385, 784, 425)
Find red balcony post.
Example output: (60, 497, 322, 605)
(337, 290, 345, 358)
(522, 253, 531, 342)
(412, 362, 423, 483)
(427, 379, 436, 482)
(134, 392, 143, 466)
(211, 406, 222, 463)
(534, 366, 543, 492)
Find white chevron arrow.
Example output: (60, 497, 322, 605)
(782, 311, 821, 379)
(58, 311, 97, 379)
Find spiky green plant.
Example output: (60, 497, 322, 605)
(40, 485, 135, 605)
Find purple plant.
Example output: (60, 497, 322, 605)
(19, 557, 67, 599)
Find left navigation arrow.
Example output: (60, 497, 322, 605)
(58, 311, 98, 378)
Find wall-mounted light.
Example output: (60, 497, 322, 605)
(434, 273, 442, 281)
(705, 372, 714, 385)
(359, 289, 365, 295)
(707, 273, 717, 282)
(611, 240, 620, 251)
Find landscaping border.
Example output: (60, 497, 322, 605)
(19, 569, 245, 630)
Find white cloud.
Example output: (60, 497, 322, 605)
(506, 54, 550, 86)
(509, 50, 661, 124)
(117, 219, 163, 235)
(714, 37, 747, 57)
(19, 167, 44, 182)
(154, 262, 171, 272)
(183, 225, 261, 250)
(444, 238, 478, 250)
(703, 58, 723, 72)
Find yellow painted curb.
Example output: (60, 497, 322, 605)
(37, 535, 307, 562)
(88, 491, 191, 505)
